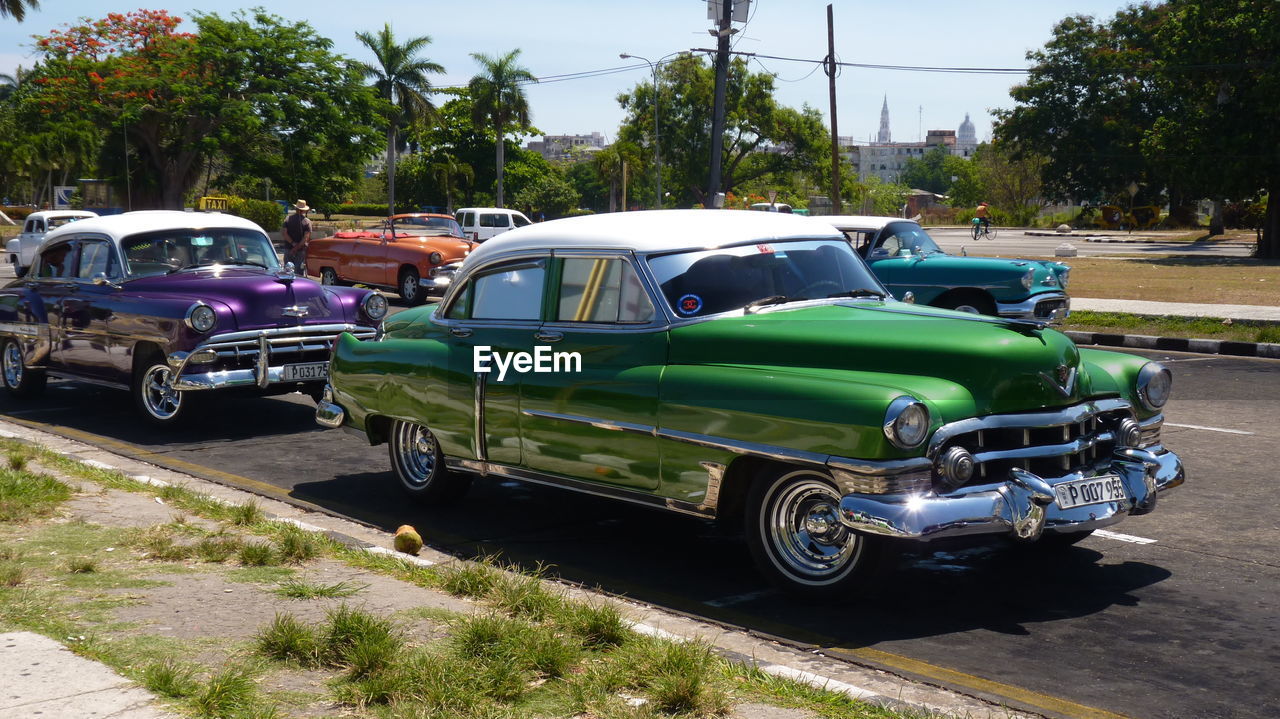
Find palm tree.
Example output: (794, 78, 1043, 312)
(430, 153, 473, 214)
(468, 50, 535, 207)
(0, 0, 39, 21)
(353, 23, 444, 214)
(594, 141, 641, 213)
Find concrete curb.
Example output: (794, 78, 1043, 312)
(1021, 230, 1254, 245)
(1065, 330, 1280, 359)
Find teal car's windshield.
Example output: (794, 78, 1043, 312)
(647, 239, 886, 318)
(121, 229, 280, 278)
(871, 223, 943, 257)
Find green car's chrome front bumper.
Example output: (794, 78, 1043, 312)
(839, 447, 1183, 541)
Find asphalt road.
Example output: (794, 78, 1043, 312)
(925, 227, 1254, 259)
(2, 348, 1276, 719)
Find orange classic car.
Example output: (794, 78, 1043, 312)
(306, 214, 475, 304)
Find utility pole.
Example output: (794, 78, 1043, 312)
(825, 4, 842, 214)
(707, 0, 734, 205)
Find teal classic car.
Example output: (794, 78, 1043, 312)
(827, 215, 1070, 319)
(317, 210, 1183, 597)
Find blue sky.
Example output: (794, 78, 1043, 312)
(2, 0, 1141, 145)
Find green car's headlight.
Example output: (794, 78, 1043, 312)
(362, 292, 388, 321)
(1137, 362, 1172, 410)
(185, 303, 216, 333)
(884, 396, 930, 449)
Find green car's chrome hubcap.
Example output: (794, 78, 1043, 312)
(393, 421, 437, 488)
(766, 476, 857, 579)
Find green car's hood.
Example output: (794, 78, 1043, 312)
(668, 301, 1094, 418)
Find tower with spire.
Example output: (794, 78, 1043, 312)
(957, 112, 977, 157)
(877, 96, 892, 144)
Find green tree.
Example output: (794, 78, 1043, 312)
(593, 141, 642, 212)
(512, 169, 579, 219)
(430, 152, 473, 213)
(994, 6, 1170, 208)
(970, 142, 1048, 226)
(1145, 0, 1280, 255)
(844, 175, 909, 216)
(30, 9, 381, 210)
(900, 145, 976, 195)
(617, 54, 829, 207)
(0, 0, 37, 22)
(353, 23, 445, 215)
(468, 49, 536, 207)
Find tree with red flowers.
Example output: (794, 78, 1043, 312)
(31, 9, 380, 209)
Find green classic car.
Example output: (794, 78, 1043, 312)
(828, 215, 1071, 319)
(317, 210, 1183, 597)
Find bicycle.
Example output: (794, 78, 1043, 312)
(970, 217, 997, 240)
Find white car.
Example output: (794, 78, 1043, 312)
(453, 207, 531, 242)
(7, 210, 98, 277)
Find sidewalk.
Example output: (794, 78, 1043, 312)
(1072, 297, 1280, 322)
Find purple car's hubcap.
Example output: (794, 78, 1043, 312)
(3, 343, 22, 387)
(142, 365, 181, 419)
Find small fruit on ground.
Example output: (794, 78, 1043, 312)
(394, 525, 423, 555)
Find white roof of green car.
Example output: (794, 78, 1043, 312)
(42, 210, 268, 244)
(464, 209, 846, 266)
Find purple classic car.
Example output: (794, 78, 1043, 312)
(0, 211, 387, 425)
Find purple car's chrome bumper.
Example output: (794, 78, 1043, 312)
(166, 323, 376, 391)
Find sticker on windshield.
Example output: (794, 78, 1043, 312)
(677, 294, 703, 316)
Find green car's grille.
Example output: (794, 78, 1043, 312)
(938, 407, 1132, 488)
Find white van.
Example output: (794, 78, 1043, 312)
(6, 210, 98, 277)
(454, 207, 532, 242)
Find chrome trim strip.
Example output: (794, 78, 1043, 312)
(444, 458, 715, 518)
(0, 321, 42, 337)
(971, 431, 1115, 463)
(193, 324, 375, 345)
(521, 409, 655, 436)
(473, 372, 488, 461)
(995, 292, 1070, 319)
(927, 399, 1131, 457)
(44, 372, 129, 391)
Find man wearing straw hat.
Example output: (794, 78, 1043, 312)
(282, 199, 312, 273)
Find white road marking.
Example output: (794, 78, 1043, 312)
(759, 663, 884, 702)
(276, 517, 328, 533)
(363, 545, 435, 567)
(1164, 422, 1254, 435)
(79, 459, 115, 470)
(630, 623, 687, 642)
(1095, 529, 1158, 545)
(1161, 357, 1217, 362)
(703, 589, 775, 607)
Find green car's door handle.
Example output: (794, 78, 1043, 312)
(450, 327, 473, 338)
(534, 330, 563, 343)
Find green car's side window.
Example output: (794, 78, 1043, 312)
(471, 261, 546, 321)
(557, 258, 655, 323)
(445, 281, 472, 319)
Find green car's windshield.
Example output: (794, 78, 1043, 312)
(647, 239, 886, 318)
(872, 223, 943, 257)
(121, 229, 280, 278)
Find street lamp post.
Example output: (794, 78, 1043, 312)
(620, 52, 665, 209)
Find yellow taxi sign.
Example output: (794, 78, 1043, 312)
(198, 196, 230, 212)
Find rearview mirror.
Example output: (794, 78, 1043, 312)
(91, 272, 120, 289)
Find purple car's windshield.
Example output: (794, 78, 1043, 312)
(647, 239, 886, 318)
(121, 229, 280, 278)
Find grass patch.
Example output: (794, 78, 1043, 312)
(0, 467, 72, 521)
(1063, 310, 1280, 343)
(438, 556, 503, 598)
(140, 658, 201, 698)
(272, 524, 323, 564)
(237, 542, 277, 567)
(255, 613, 321, 665)
(272, 578, 365, 599)
(489, 568, 564, 621)
(63, 556, 98, 574)
(194, 535, 243, 563)
(228, 500, 265, 526)
(189, 664, 260, 718)
(1064, 256, 1280, 306)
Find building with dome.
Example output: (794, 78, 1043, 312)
(843, 100, 979, 184)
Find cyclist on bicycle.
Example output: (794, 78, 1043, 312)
(973, 201, 992, 239)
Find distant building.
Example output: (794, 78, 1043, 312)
(844, 101, 978, 184)
(526, 133, 607, 162)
